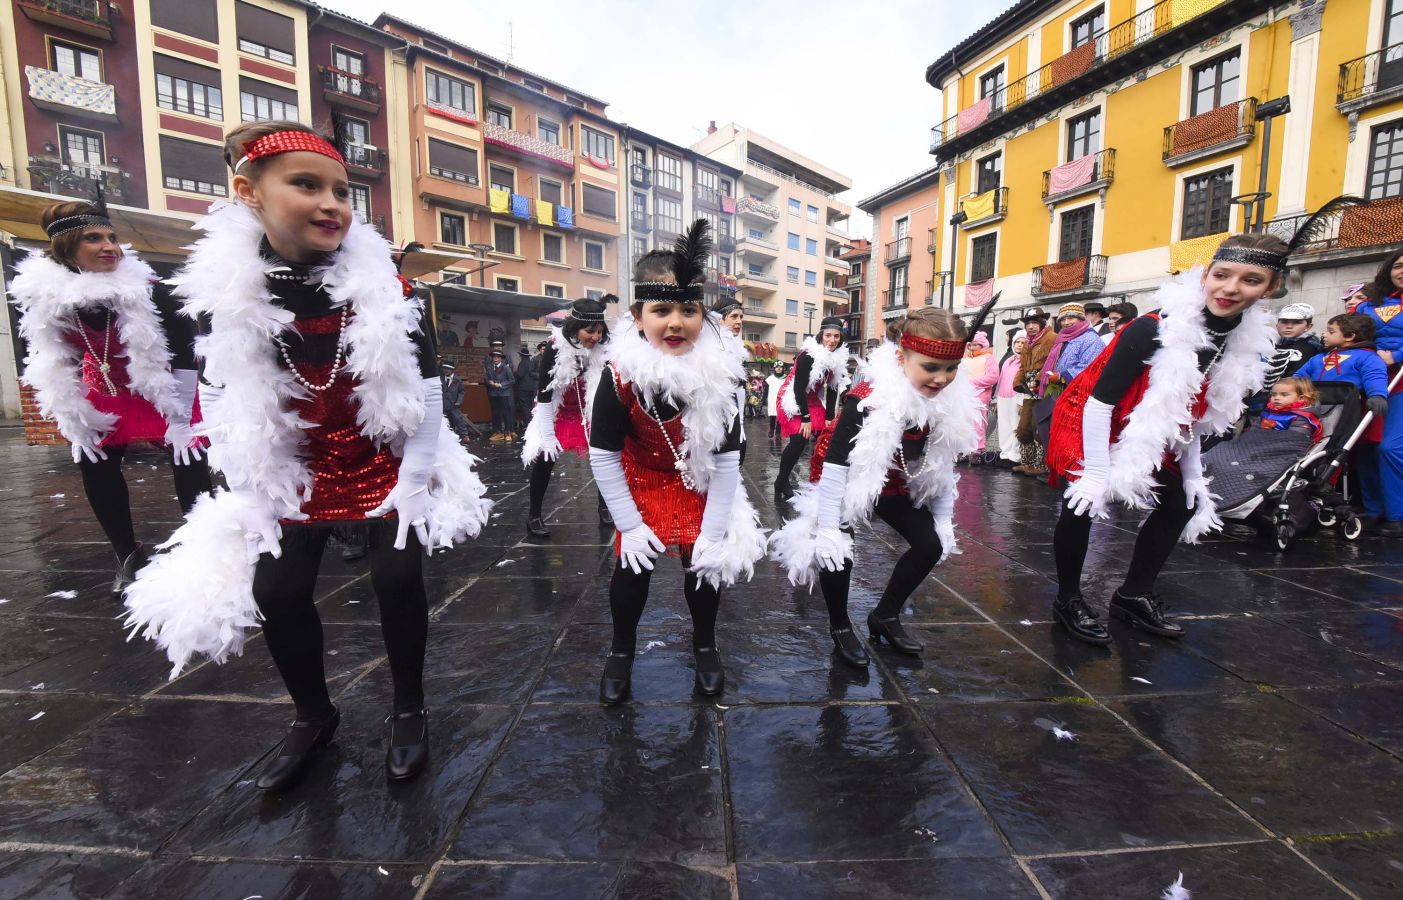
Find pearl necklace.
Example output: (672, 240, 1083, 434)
(276, 304, 351, 393)
(642, 397, 696, 491)
(894, 432, 929, 479)
(74, 309, 118, 396)
(574, 362, 592, 440)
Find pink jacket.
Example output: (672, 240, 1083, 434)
(996, 354, 1023, 399)
(961, 351, 999, 404)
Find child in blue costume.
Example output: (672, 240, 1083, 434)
(1352, 249, 1403, 534)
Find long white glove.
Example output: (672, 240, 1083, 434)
(1178, 432, 1207, 510)
(591, 446, 664, 574)
(931, 490, 958, 563)
(1063, 397, 1114, 519)
(367, 376, 442, 553)
(814, 462, 851, 572)
(164, 368, 205, 466)
(71, 441, 107, 464)
(228, 489, 297, 563)
(690, 451, 740, 577)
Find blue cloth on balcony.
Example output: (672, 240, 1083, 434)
(557, 206, 574, 229)
(510, 193, 531, 219)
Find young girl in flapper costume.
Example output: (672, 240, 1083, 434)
(771, 306, 986, 666)
(589, 221, 765, 704)
(521, 295, 614, 538)
(11, 200, 211, 597)
(124, 121, 492, 790)
(774, 316, 849, 501)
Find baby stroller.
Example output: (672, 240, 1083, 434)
(1208, 380, 1369, 551)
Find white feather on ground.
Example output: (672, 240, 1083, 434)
(1161, 872, 1191, 900)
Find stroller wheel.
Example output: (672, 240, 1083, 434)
(1342, 516, 1363, 541)
(1317, 508, 1338, 528)
(1275, 522, 1296, 552)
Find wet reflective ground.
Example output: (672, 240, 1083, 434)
(0, 423, 1400, 898)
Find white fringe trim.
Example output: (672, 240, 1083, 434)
(778, 336, 849, 417)
(689, 484, 769, 589)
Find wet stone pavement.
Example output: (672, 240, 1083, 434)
(0, 422, 1401, 899)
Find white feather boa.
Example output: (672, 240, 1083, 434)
(779, 337, 849, 417)
(123, 202, 493, 678)
(10, 251, 184, 447)
(1099, 268, 1274, 543)
(520, 325, 609, 466)
(770, 342, 981, 588)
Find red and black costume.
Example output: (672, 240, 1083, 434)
(774, 326, 849, 499)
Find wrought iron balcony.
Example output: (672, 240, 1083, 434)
(320, 66, 382, 113)
(630, 163, 652, 187)
(342, 143, 386, 177)
(1042, 148, 1116, 203)
(1339, 41, 1403, 114)
(482, 121, 575, 169)
(1267, 197, 1403, 257)
(883, 286, 909, 309)
(27, 155, 126, 203)
(18, 0, 111, 40)
(736, 197, 780, 222)
(25, 66, 115, 121)
(718, 233, 737, 253)
(1163, 98, 1256, 166)
(885, 237, 912, 265)
(630, 210, 652, 233)
(1031, 254, 1108, 298)
(958, 187, 1009, 229)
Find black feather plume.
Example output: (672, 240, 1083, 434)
(965, 292, 1001, 338)
(92, 180, 109, 218)
(672, 219, 712, 288)
(1286, 195, 1364, 256)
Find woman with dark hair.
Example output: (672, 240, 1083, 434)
(1353, 248, 1403, 533)
(521, 295, 614, 537)
(11, 200, 211, 597)
(774, 317, 849, 501)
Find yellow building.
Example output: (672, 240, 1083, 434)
(904, 0, 1403, 325)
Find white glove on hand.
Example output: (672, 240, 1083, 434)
(164, 421, 204, 466)
(1178, 434, 1207, 510)
(367, 377, 443, 553)
(1063, 396, 1114, 519)
(229, 491, 295, 563)
(71, 441, 107, 464)
(814, 526, 848, 572)
(935, 519, 958, 563)
(367, 478, 432, 551)
(619, 523, 666, 574)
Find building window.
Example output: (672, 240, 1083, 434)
(539, 177, 564, 205)
(976, 152, 1002, 193)
(60, 126, 103, 168)
(696, 166, 719, 191)
(158, 135, 227, 196)
(785, 332, 798, 348)
(890, 265, 908, 300)
(240, 79, 298, 122)
(489, 164, 515, 194)
(584, 240, 605, 271)
(349, 184, 371, 223)
(496, 277, 520, 292)
(585, 288, 606, 300)
(543, 283, 566, 299)
(631, 191, 647, 215)
(721, 177, 733, 197)
(631, 236, 647, 262)
(581, 126, 615, 165)
(581, 183, 617, 220)
(426, 70, 475, 117)
(155, 58, 222, 119)
(807, 204, 819, 223)
(656, 196, 682, 234)
(1066, 109, 1102, 160)
(1059, 206, 1095, 261)
(786, 265, 800, 283)
(427, 138, 479, 184)
(543, 232, 564, 263)
(332, 47, 365, 76)
(971, 234, 997, 281)
(236, 1, 295, 63)
(656, 154, 682, 192)
(805, 238, 818, 256)
(486, 101, 513, 129)
(340, 117, 370, 148)
(51, 41, 100, 82)
(804, 270, 817, 286)
(786, 299, 799, 315)
(1190, 49, 1241, 117)
(979, 65, 1005, 109)
(538, 117, 561, 146)
(850, 261, 862, 280)
(237, 38, 293, 65)
(440, 213, 465, 245)
(1181, 167, 1234, 238)
(1070, 7, 1104, 48)
(151, 0, 218, 42)
(493, 221, 517, 255)
(1366, 121, 1403, 200)
(788, 198, 802, 216)
(787, 232, 800, 250)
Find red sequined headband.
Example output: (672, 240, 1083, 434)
(899, 333, 966, 361)
(233, 131, 345, 173)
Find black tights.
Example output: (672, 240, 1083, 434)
(1053, 466, 1195, 601)
(609, 549, 719, 652)
(528, 457, 555, 518)
(818, 495, 942, 629)
(253, 523, 429, 720)
(78, 445, 213, 561)
(776, 433, 810, 488)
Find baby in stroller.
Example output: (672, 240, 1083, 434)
(1205, 377, 1324, 514)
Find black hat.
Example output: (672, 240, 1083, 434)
(439, 361, 455, 371)
(518, 347, 529, 356)
(1082, 301, 1107, 315)
(536, 340, 548, 350)
(1020, 307, 1049, 323)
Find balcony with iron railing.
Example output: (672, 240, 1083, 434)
(747, 160, 836, 200)
(1339, 42, 1403, 115)
(928, 0, 1261, 159)
(1266, 196, 1403, 261)
(883, 286, 909, 310)
(1042, 148, 1116, 204)
(885, 237, 912, 266)
(1163, 98, 1256, 167)
(482, 121, 575, 169)
(718, 234, 736, 253)
(27, 155, 127, 203)
(1032, 255, 1108, 299)
(320, 66, 382, 113)
(342, 143, 386, 178)
(695, 184, 721, 208)
(630, 163, 652, 187)
(18, 0, 112, 40)
(958, 187, 1009, 229)
(25, 66, 115, 121)
(630, 210, 651, 233)
(736, 196, 781, 222)
(927, 227, 938, 254)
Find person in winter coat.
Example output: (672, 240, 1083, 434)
(958, 331, 999, 455)
(1249, 302, 1324, 414)
(1013, 308, 1054, 475)
(513, 347, 536, 432)
(765, 362, 786, 445)
(1040, 303, 1107, 394)
(440, 361, 470, 441)
(484, 341, 516, 440)
(995, 331, 1028, 466)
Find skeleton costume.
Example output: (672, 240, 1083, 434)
(521, 296, 613, 536)
(771, 305, 988, 666)
(774, 323, 850, 499)
(10, 211, 211, 597)
(589, 221, 765, 704)
(123, 131, 492, 790)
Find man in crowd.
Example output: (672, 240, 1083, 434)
(1102, 301, 1139, 345)
(1083, 301, 1110, 337)
(441, 359, 472, 444)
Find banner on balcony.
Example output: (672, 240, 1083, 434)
(557, 206, 574, 229)
(1048, 154, 1097, 195)
(1168, 232, 1227, 272)
(1040, 257, 1088, 293)
(956, 97, 992, 135)
(537, 200, 554, 226)
(1338, 198, 1403, 249)
(1169, 102, 1239, 157)
(1049, 41, 1097, 87)
(964, 278, 994, 308)
(26, 66, 115, 117)
(1170, 0, 1224, 27)
(510, 193, 531, 219)
(721, 197, 737, 214)
(583, 152, 612, 170)
(960, 189, 997, 222)
(489, 189, 510, 214)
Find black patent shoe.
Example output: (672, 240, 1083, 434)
(111, 544, 149, 599)
(830, 627, 870, 667)
(693, 646, 725, 696)
(385, 708, 429, 782)
(599, 651, 634, 705)
(527, 515, 551, 538)
(1110, 590, 1185, 639)
(1053, 594, 1111, 645)
(597, 496, 614, 526)
(774, 480, 795, 504)
(867, 614, 923, 654)
(256, 707, 340, 792)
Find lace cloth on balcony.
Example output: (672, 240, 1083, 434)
(1048, 154, 1098, 194)
(1338, 197, 1403, 249)
(965, 278, 995, 308)
(1171, 102, 1241, 156)
(1169, 232, 1228, 272)
(1040, 257, 1089, 293)
(957, 97, 992, 135)
(1050, 41, 1097, 87)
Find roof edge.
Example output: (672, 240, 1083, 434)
(857, 166, 942, 212)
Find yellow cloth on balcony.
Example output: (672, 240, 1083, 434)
(1169, 232, 1228, 272)
(537, 200, 554, 226)
(961, 190, 997, 221)
(489, 189, 510, 214)
(1170, 0, 1225, 26)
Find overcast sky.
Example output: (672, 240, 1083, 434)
(323, 0, 996, 237)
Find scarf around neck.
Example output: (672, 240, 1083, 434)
(1039, 318, 1092, 391)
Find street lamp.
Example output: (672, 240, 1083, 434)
(803, 302, 816, 339)
(946, 210, 967, 309)
(468, 242, 494, 286)
(1251, 95, 1291, 232)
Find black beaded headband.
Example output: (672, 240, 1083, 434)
(1211, 245, 1287, 273)
(570, 309, 607, 322)
(713, 297, 743, 315)
(45, 214, 113, 239)
(634, 281, 704, 302)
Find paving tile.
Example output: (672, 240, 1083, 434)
(110, 859, 425, 899)
(0, 850, 146, 900)
(1279, 683, 1403, 756)
(426, 861, 730, 899)
(1182, 617, 1403, 688)
(737, 859, 1040, 899)
(1295, 831, 1403, 900)
(0, 693, 125, 775)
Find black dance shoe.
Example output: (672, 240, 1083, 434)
(111, 544, 149, 599)
(1110, 590, 1184, 639)
(1053, 594, 1111, 645)
(867, 614, 923, 654)
(774, 480, 795, 504)
(256, 707, 340, 792)
(527, 515, 551, 538)
(599, 651, 634, 705)
(830, 627, 870, 667)
(385, 708, 430, 782)
(692, 646, 725, 697)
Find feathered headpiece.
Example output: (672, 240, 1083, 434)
(44, 182, 113, 239)
(897, 293, 1001, 361)
(635, 219, 712, 302)
(1212, 195, 1364, 272)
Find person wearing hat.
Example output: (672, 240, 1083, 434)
(774, 316, 850, 501)
(959, 331, 999, 459)
(995, 330, 1029, 466)
(440, 360, 471, 443)
(1012, 307, 1054, 476)
(765, 361, 786, 445)
(1342, 282, 1379, 314)
(1040, 303, 1108, 395)
(1082, 301, 1110, 336)
(1249, 302, 1324, 414)
(484, 340, 517, 441)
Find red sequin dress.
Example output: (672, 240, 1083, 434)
(810, 381, 929, 495)
(68, 310, 179, 448)
(776, 352, 834, 439)
(614, 371, 704, 548)
(554, 371, 591, 456)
